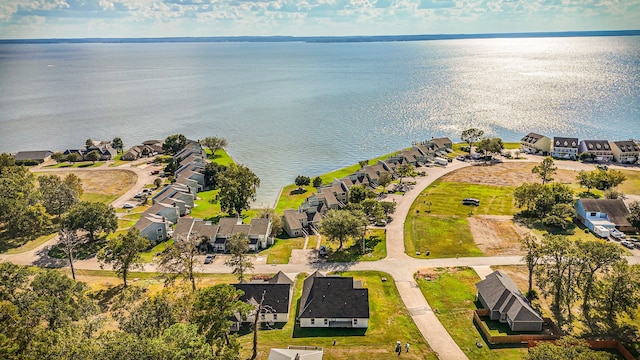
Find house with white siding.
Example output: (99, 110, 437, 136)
(551, 137, 579, 160)
(611, 140, 640, 164)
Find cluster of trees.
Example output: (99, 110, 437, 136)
(0, 262, 251, 360)
(514, 182, 575, 228)
(576, 168, 627, 194)
(459, 128, 504, 160)
(522, 234, 640, 332)
(200, 136, 228, 156)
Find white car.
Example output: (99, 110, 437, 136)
(610, 229, 626, 240)
(620, 241, 635, 250)
(122, 203, 135, 209)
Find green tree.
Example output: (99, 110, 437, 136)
(597, 263, 640, 327)
(576, 170, 598, 193)
(361, 198, 384, 223)
(97, 228, 150, 288)
(256, 208, 283, 237)
(85, 138, 93, 147)
(476, 137, 504, 160)
(380, 201, 397, 216)
(0, 153, 15, 172)
(312, 176, 322, 188)
(319, 209, 363, 250)
(532, 156, 557, 184)
(50, 151, 65, 163)
(542, 203, 574, 229)
(163, 134, 187, 155)
(0, 263, 33, 302)
(191, 284, 251, 356)
(294, 175, 311, 187)
(396, 163, 415, 185)
(603, 189, 624, 199)
(162, 323, 213, 360)
(460, 128, 484, 153)
(224, 233, 254, 282)
(27, 270, 92, 330)
(594, 169, 626, 190)
(63, 201, 117, 241)
(521, 233, 542, 297)
(537, 234, 573, 320)
(204, 162, 227, 188)
(200, 136, 228, 155)
(38, 174, 80, 217)
(628, 201, 640, 231)
(524, 336, 611, 360)
(377, 171, 393, 189)
(154, 177, 163, 188)
(63, 173, 84, 196)
(158, 235, 204, 291)
(349, 184, 369, 204)
(67, 152, 82, 163)
(217, 163, 260, 216)
(358, 160, 368, 168)
(120, 292, 176, 338)
(111, 137, 124, 153)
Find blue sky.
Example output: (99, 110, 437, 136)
(1, 0, 639, 39)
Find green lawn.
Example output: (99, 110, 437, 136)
(405, 181, 517, 258)
(618, 169, 640, 195)
(322, 228, 387, 262)
(46, 161, 105, 168)
(416, 267, 526, 360)
(189, 189, 223, 220)
(237, 271, 437, 360)
(1, 233, 57, 254)
(139, 239, 174, 263)
(259, 237, 306, 264)
(81, 192, 120, 204)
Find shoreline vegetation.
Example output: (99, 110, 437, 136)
(2, 30, 639, 43)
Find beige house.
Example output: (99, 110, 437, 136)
(520, 133, 551, 155)
(611, 140, 640, 164)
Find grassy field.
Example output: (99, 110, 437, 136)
(321, 228, 387, 262)
(139, 239, 174, 263)
(237, 271, 437, 360)
(405, 181, 517, 258)
(189, 188, 223, 220)
(45, 161, 105, 168)
(259, 237, 306, 264)
(416, 267, 526, 360)
(618, 169, 640, 195)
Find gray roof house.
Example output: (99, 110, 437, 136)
(152, 185, 195, 215)
(476, 271, 543, 332)
(12, 150, 53, 164)
(145, 202, 180, 224)
(611, 140, 640, 164)
(578, 140, 613, 162)
(134, 214, 173, 245)
(297, 271, 369, 329)
(231, 271, 293, 331)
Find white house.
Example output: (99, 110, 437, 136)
(551, 137, 579, 160)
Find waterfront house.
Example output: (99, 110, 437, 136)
(12, 150, 53, 164)
(578, 140, 613, 162)
(152, 185, 195, 215)
(476, 271, 543, 332)
(134, 214, 173, 245)
(173, 217, 219, 251)
(427, 137, 453, 150)
(520, 133, 552, 155)
(575, 199, 634, 233)
(231, 271, 293, 331)
(282, 209, 321, 238)
(551, 137, 579, 160)
(611, 140, 640, 164)
(85, 144, 117, 161)
(297, 271, 369, 329)
(212, 217, 273, 252)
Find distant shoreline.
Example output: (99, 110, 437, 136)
(1, 30, 639, 44)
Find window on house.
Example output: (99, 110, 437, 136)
(353, 319, 358, 324)
(273, 314, 277, 321)
(261, 313, 265, 320)
(324, 318, 328, 325)
(590, 212, 597, 216)
(310, 319, 315, 325)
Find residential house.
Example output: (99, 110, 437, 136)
(476, 271, 544, 332)
(248, 218, 273, 250)
(121, 145, 154, 161)
(134, 214, 173, 245)
(356, 161, 393, 186)
(144, 202, 180, 224)
(173, 217, 219, 251)
(212, 217, 273, 252)
(175, 167, 205, 189)
(231, 271, 293, 331)
(282, 209, 321, 238)
(268, 346, 323, 360)
(575, 199, 634, 233)
(85, 144, 117, 161)
(520, 133, 552, 155)
(427, 137, 453, 150)
(578, 140, 613, 162)
(297, 271, 369, 328)
(12, 150, 53, 164)
(551, 137, 579, 160)
(611, 141, 640, 164)
(152, 185, 195, 216)
(175, 176, 201, 194)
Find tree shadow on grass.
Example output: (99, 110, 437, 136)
(325, 236, 382, 263)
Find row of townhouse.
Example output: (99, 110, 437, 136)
(134, 140, 207, 244)
(173, 216, 273, 252)
(63, 140, 118, 161)
(121, 139, 164, 161)
(520, 132, 640, 164)
(282, 137, 452, 237)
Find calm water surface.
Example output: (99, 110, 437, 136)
(1, 37, 639, 204)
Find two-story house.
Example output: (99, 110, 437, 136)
(551, 137, 579, 160)
(578, 140, 613, 162)
(611, 140, 640, 164)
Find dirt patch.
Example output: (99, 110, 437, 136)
(38, 169, 137, 196)
(440, 162, 579, 187)
(468, 216, 526, 256)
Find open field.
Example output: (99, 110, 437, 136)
(45, 161, 106, 169)
(36, 169, 137, 204)
(416, 267, 526, 360)
(237, 271, 437, 360)
(439, 162, 579, 187)
(259, 237, 306, 264)
(469, 217, 527, 256)
(618, 169, 640, 195)
(189, 188, 222, 220)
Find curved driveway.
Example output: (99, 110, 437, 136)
(4, 156, 640, 360)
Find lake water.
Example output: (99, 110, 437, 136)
(1, 37, 639, 205)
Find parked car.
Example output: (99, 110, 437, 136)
(610, 228, 626, 240)
(122, 203, 135, 209)
(456, 155, 466, 161)
(204, 254, 215, 264)
(620, 241, 635, 250)
(462, 198, 480, 206)
(133, 192, 143, 199)
(151, 169, 160, 175)
(318, 246, 328, 257)
(634, 242, 640, 250)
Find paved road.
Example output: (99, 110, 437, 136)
(4, 156, 640, 360)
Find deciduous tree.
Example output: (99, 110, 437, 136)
(319, 209, 363, 250)
(38, 174, 80, 218)
(460, 128, 484, 153)
(521, 233, 542, 297)
(294, 175, 310, 187)
(158, 235, 203, 291)
(396, 163, 414, 185)
(628, 201, 640, 231)
(162, 134, 187, 155)
(111, 137, 123, 153)
(312, 176, 322, 188)
(475, 137, 504, 160)
(217, 163, 260, 216)
(57, 228, 83, 280)
(200, 136, 228, 154)
(524, 336, 611, 360)
(531, 156, 557, 184)
(63, 201, 117, 241)
(377, 171, 393, 189)
(224, 233, 254, 282)
(97, 228, 150, 288)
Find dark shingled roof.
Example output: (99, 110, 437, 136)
(476, 271, 543, 323)
(553, 137, 578, 149)
(234, 283, 291, 314)
(612, 140, 640, 153)
(298, 271, 369, 319)
(12, 150, 53, 162)
(521, 132, 546, 144)
(580, 199, 632, 228)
